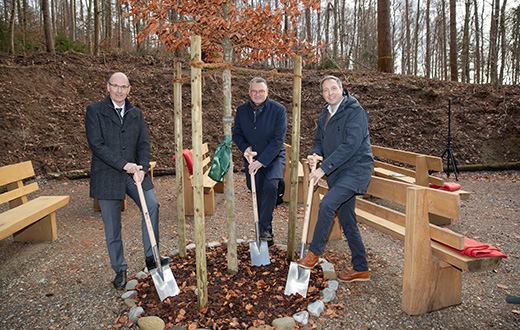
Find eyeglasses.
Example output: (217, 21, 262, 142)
(250, 89, 266, 95)
(109, 82, 130, 90)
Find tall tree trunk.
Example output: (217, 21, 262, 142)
(473, 0, 481, 83)
(449, 0, 458, 81)
(93, 0, 100, 55)
(8, 0, 17, 54)
(489, 0, 500, 87)
(377, 0, 393, 72)
(441, 0, 448, 80)
(498, 0, 508, 85)
(413, 0, 420, 75)
(425, 0, 431, 78)
(405, 0, 410, 74)
(42, 0, 54, 53)
(461, 0, 471, 82)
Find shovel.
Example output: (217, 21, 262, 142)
(246, 152, 270, 266)
(136, 179, 180, 301)
(285, 155, 321, 297)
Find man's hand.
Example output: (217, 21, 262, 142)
(248, 160, 263, 175)
(123, 163, 141, 174)
(133, 170, 145, 183)
(309, 167, 325, 182)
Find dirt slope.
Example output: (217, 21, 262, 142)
(0, 51, 519, 176)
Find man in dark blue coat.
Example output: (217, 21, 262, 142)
(298, 75, 374, 282)
(85, 72, 169, 290)
(233, 77, 287, 247)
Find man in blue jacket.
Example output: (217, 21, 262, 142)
(85, 72, 169, 290)
(298, 75, 374, 282)
(233, 77, 287, 247)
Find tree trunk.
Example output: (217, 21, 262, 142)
(473, 0, 481, 83)
(8, 0, 17, 54)
(449, 0, 458, 81)
(377, 0, 393, 73)
(488, 0, 499, 88)
(498, 0, 507, 86)
(461, 0, 471, 83)
(425, 0, 431, 78)
(42, 0, 55, 54)
(93, 0, 100, 55)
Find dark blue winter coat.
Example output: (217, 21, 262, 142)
(312, 94, 373, 194)
(233, 97, 287, 180)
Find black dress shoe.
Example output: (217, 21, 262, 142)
(145, 255, 171, 271)
(259, 230, 274, 247)
(112, 270, 127, 290)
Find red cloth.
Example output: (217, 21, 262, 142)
(441, 229, 507, 258)
(429, 182, 461, 192)
(172, 149, 193, 175)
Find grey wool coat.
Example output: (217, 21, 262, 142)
(312, 93, 374, 194)
(85, 96, 153, 199)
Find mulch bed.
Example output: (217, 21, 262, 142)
(115, 243, 330, 329)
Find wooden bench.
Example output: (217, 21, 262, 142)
(93, 161, 157, 211)
(180, 143, 223, 216)
(282, 143, 305, 203)
(0, 161, 69, 242)
(355, 176, 503, 315)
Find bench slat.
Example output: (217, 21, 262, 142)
(0, 182, 39, 204)
(0, 161, 35, 186)
(0, 195, 70, 240)
(372, 145, 443, 171)
(356, 197, 464, 250)
(355, 207, 502, 272)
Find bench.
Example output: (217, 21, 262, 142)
(179, 143, 223, 216)
(92, 161, 157, 211)
(355, 176, 504, 315)
(282, 143, 305, 203)
(0, 161, 69, 242)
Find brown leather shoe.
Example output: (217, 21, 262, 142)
(337, 269, 370, 282)
(298, 251, 320, 269)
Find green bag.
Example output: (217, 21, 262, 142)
(208, 136, 232, 183)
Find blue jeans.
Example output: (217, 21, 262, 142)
(98, 175, 160, 273)
(308, 186, 368, 272)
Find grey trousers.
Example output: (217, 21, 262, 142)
(98, 175, 160, 273)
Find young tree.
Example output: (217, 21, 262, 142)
(378, 0, 393, 73)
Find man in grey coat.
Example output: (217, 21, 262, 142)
(85, 72, 169, 290)
(298, 75, 374, 282)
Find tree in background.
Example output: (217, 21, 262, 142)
(123, 0, 322, 65)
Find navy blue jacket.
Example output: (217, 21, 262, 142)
(85, 96, 153, 199)
(233, 97, 287, 180)
(312, 94, 373, 194)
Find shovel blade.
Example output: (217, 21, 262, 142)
(249, 240, 270, 266)
(284, 261, 311, 298)
(151, 265, 180, 301)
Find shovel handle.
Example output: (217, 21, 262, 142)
(300, 155, 323, 254)
(246, 152, 261, 247)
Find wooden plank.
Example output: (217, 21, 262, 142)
(0, 195, 69, 240)
(356, 197, 464, 250)
(374, 162, 445, 187)
(372, 145, 442, 171)
(355, 205, 500, 272)
(402, 187, 433, 315)
(0, 161, 35, 186)
(0, 182, 39, 204)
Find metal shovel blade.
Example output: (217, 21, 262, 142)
(249, 240, 270, 266)
(284, 261, 311, 298)
(150, 265, 180, 302)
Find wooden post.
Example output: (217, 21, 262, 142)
(190, 35, 208, 308)
(222, 32, 238, 274)
(287, 56, 302, 261)
(173, 61, 186, 257)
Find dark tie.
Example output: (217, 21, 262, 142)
(115, 108, 123, 123)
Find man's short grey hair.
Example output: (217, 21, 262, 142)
(249, 77, 268, 89)
(320, 75, 343, 90)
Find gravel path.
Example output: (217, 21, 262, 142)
(0, 171, 518, 329)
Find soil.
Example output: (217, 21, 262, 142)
(0, 51, 519, 329)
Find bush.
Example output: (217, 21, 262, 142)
(55, 33, 87, 53)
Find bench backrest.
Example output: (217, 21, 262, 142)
(372, 145, 444, 186)
(0, 161, 39, 208)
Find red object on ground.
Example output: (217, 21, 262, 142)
(429, 182, 461, 192)
(172, 149, 193, 175)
